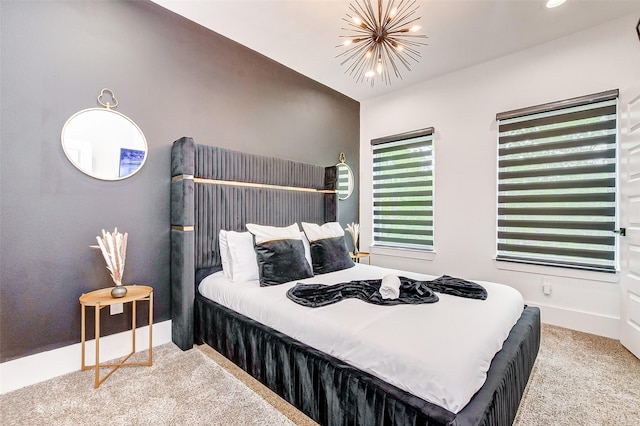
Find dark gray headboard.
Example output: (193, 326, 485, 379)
(170, 137, 337, 350)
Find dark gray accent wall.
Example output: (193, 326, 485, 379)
(0, 0, 359, 362)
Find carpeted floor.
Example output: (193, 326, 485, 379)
(514, 324, 640, 426)
(0, 344, 295, 425)
(1, 324, 639, 425)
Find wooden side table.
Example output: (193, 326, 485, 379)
(79, 285, 153, 388)
(350, 251, 370, 264)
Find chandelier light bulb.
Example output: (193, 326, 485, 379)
(390, 7, 398, 18)
(344, 39, 353, 46)
(365, 70, 375, 78)
(410, 25, 421, 32)
(353, 16, 362, 25)
(546, 0, 567, 8)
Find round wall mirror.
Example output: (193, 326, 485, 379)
(336, 152, 354, 200)
(61, 90, 147, 181)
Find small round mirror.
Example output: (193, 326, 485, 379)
(61, 107, 147, 181)
(336, 152, 354, 200)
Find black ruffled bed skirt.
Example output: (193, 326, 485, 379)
(195, 294, 540, 426)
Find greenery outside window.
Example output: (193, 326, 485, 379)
(496, 90, 619, 272)
(371, 128, 434, 251)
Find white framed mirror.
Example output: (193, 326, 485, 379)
(61, 90, 147, 181)
(336, 152, 354, 200)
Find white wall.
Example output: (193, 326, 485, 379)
(359, 14, 640, 338)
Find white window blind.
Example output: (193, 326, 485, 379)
(372, 128, 434, 251)
(496, 90, 619, 272)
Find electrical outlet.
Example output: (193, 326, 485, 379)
(110, 303, 123, 315)
(542, 277, 552, 295)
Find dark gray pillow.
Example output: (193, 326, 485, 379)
(301, 222, 355, 275)
(309, 236, 355, 274)
(246, 223, 313, 286)
(253, 239, 313, 286)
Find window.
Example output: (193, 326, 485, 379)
(496, 90, 619, 272)
(371, 128, 434, 251)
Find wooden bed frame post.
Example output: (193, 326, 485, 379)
(170, 137, 196, 350)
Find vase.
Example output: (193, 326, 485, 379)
(111, 283, 127, 298)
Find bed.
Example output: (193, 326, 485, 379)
(170, 137, 540, 426)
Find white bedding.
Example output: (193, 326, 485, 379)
(198, 264, 524, 413)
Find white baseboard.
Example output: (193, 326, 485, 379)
(0, 319, 172, 395)
(528, 301, 619, 339)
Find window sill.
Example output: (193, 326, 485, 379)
(493, 259, 619, 284)
(370, 246, 436, 261)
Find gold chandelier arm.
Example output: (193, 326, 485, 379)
(349, 1, 377, 32)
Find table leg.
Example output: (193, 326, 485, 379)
(149, 292, 153, 365)
(132, 299, 137, 353)
(94, 304, 100, 388)
(81, 304, 86, 370)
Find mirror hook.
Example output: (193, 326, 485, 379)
(97, 88, 119, 110)
(339, 152, 346, 164)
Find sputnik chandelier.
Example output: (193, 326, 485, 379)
(337, 0, 427, 86)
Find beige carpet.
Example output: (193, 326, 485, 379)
(514, 324, 640, 426)
(2, 324, 639, 425)
(0, 344, 295, 425)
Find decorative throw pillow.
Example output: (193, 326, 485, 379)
(246, 223, 314, 286)
(225, 231, 260, 282)
(301, 222, 355, 275)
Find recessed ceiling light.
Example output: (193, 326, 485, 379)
(546, 0, 567, 8)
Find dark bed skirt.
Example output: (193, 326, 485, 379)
(195, 294, 540, 426)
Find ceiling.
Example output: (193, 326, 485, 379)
(151, 0, 640, 102)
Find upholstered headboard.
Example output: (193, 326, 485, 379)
(170, 137, 337, 350)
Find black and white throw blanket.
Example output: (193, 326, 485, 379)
(286, 275, 487, 307)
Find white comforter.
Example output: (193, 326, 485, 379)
(198, 264, 524, 413)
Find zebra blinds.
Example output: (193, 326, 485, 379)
(372, 128, 434, 251)
(496, 90, 619, 272)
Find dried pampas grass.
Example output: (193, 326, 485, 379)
(91, 228, 128, 286)
(345, 222, 359, 253)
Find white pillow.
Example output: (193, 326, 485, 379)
(300, 231, 312, 269)
(218, 230, 231, 278)
(245, 223, 301, 244)
(300, 222, 345, 242)
(226, 231, 259, 282)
